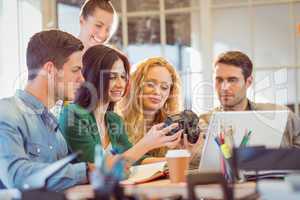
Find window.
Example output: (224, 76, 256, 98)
(0, 0, 42, 98)
(57, 0, 202, 111)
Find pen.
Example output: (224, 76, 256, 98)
(224, 125, 234, 148)
(220, 132, 225, 144)
(214, 137, 220, 146)
(247, 130, 253, 137)
(220, 143, 231, 159)
(240, 129, 252, 147)
(240, 136, 248, 147)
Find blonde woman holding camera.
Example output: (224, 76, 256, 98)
(118, 57, 184, 162)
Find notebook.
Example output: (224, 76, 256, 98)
(121, 161, 168, 185)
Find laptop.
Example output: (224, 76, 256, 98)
(199, 110, 289, 172)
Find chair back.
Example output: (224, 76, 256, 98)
(187, 172, 233, 200)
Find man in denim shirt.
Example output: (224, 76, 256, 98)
(0, 30, 90, 191)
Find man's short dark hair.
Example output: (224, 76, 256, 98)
(26, 29, 84, 80)
(214, 51, 253, 80)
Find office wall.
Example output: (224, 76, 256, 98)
(212, 2, 300, 112)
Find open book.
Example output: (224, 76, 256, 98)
(121, 161, 168, 185)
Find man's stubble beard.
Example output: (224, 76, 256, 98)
(221, 94, 246, 111)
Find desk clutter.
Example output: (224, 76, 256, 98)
(2, 113, 300, 200)
(2, 146, 300, 199)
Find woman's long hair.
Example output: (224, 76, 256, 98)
(74, 44, 130, 112)
(118, 57, 182, 156)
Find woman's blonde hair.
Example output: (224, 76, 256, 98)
(118, 57, 182, 157)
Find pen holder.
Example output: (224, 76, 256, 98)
(219, 144, 239, 184)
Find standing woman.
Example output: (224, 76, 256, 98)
(52, 0, 118, 116)
(59, 46, 182, 164)
(79, 0, 118, 52)
(118, 57, 183, 160)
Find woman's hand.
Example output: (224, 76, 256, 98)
(142, 122, 183, 151)
(121, 123, 183, 165)
(180, 133, 204, 160)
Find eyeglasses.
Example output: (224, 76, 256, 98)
(142, 80, 172, 91)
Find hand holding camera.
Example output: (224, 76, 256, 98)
(143, 123, 183, 150)
(163, 110, 201, 144)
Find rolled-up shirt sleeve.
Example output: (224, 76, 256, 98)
(0, 117, 88, 192)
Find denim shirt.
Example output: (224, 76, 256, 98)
(0, 90, 87, 191)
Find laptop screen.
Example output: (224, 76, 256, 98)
(199, 110, 289, 172)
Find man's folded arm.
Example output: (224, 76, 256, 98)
(0, 119, 87, 192)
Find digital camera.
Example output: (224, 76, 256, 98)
(164, 110, 201, 144)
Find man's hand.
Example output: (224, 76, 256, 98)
(180, 133, 204, 160)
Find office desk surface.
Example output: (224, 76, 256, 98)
(65, 179, 257, 200)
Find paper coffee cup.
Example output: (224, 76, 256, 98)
(166, 149, 191, 183)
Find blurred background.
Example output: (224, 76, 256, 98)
(0, 0, 299, 115)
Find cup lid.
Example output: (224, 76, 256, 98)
(165, 149, 191, 158)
